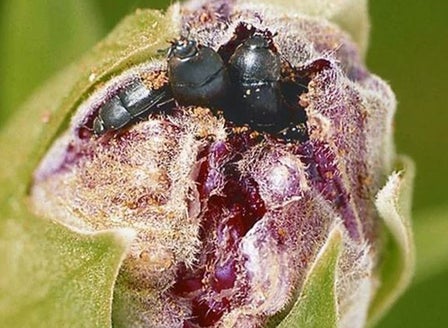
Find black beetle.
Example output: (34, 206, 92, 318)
(167, 38, 229, 108)
(227, 35, 288, 133)
(93, 79, 168, 135)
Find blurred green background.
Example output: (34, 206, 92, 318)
(0, 0, 446, 327)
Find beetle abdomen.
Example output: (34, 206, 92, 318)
(119, 81, 166, 117)
(93, 79, 169, 135)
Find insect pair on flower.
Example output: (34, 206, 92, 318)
(93, 24, 309, 142)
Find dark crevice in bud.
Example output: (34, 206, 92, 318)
(168, 130, 266, 327)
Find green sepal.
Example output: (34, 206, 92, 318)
(277, 226, 343, 328)
(0, 8, 177, 328)
(0, 198, 135, 328)
(367, 155, 416, 326)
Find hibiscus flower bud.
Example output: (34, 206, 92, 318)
(28, 1, 415, 327)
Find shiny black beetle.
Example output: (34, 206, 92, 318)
(227, 35, 286, 133)
(93, 79, 168, 135)
(93, 32, 308, 141)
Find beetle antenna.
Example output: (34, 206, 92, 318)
(158, 46, 170, 56)
(184, 24, 191, 39)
